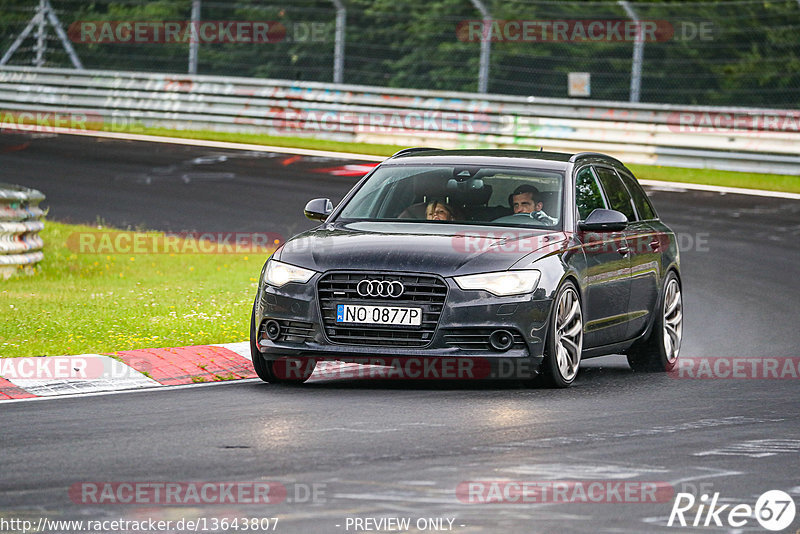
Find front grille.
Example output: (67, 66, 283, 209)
(318, 272, 448, 347)
(261, 319, 314, 344)
(442, 328, 527, 352)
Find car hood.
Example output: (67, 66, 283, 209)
(276, 221, 567, 276)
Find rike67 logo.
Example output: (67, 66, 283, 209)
(668, 490, 796, 531)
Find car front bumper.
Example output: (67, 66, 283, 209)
(254, 274, 553, 376)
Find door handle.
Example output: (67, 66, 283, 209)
(649, 240, 660, 251)
(617, 246, 630, 256)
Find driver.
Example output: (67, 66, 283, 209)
(507, 185, 557, 224)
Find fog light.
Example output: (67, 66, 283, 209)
(265, 320, 282, 341)
(489, 330, 514, 351)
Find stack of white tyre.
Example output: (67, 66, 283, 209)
(0, 183, 45, 278)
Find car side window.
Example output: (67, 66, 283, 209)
(593, 166, 636, 222)
(618, 171, 657, 220)
(575, 167, 607, 220)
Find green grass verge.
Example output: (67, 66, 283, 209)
(122, 126, 800, 193)
(627, 164, 800, 194)
(1, 222, 265, 358)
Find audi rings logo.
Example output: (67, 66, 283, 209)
(356, 279, 404, 298)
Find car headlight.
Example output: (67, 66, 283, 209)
(265, 260, 316, 287)
(454, 270, 541, 296)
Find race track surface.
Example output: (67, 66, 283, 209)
(2, 132, 799, 533)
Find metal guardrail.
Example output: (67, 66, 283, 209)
(0, 183, 45, 278)
(1, 66, 799, 175)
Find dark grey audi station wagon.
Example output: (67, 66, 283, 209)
(251, 149, 682, 387)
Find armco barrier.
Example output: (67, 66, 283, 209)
(1, 66, 799, 175)
(0, 184, 46, 278)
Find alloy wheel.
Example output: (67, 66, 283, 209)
(662, 278, 683, 362)
(555, 287, 583, 381)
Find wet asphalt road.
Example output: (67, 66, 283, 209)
(1, 132, 799, 534)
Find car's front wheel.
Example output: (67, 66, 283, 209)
(541, 280, 583, 388)
(627, 272, 683, 372)
(250, 301, 316, 384)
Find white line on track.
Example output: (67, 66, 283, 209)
(0, 377, 264, 404)
(1, 123, 384, 161)
(639, 179, 800, 200)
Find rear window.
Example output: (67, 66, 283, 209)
(618, 171, 657, 220)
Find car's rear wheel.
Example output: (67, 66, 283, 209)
(250, 300, 316, 384)
(627, 272, 682, 372)
(541, 281, 583, 388)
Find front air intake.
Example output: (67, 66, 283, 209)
(317, 272, 448, 347)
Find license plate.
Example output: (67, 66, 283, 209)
(336, 304, 422, 326)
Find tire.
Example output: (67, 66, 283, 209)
(540, 280, 584, 388)
(627, 272, 683, 372)
(250, 301, 316, 384)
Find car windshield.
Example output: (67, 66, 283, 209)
(336, 164, 564, 228)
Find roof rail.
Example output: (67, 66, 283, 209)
(389, 147, 440, 158)
(568, 152, 625, 166)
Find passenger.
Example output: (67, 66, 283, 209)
(426, 200, 456, 221)
(507, 185, 557, 224)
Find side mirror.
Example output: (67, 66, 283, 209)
(304, 198, 333, 221)
(578, 209, 628, 232)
